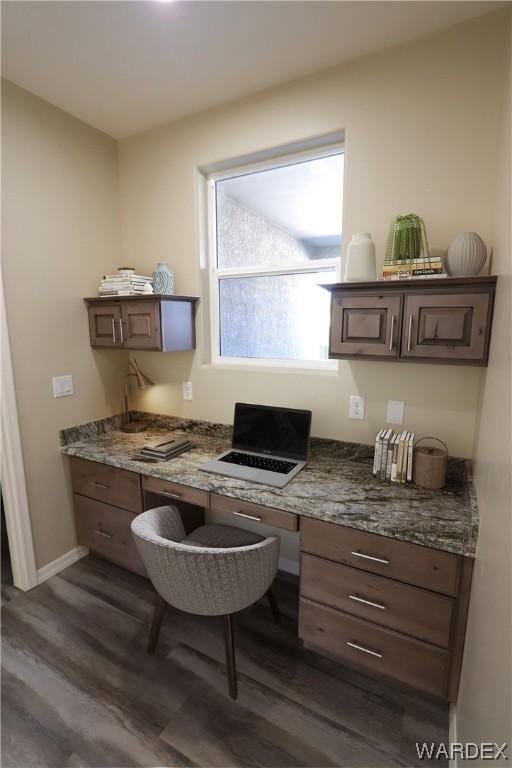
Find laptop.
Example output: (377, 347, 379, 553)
(199, 402, 312, 488)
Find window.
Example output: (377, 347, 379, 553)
(207, 146, 344, 367)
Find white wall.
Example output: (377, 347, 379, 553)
(456, 11, 512, 755)
(1, 81, 124, 569)
(118, 11, 509, 460)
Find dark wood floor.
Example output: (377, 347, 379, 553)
(1, 555, 448, 767)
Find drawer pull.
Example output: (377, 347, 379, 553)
(111, 318, 116, 342)
(154, 489, 182, 500)
(89, 480, 109, 489)
(94, 529, 113, 539)
(349, 594, 386, 610)
(346, 640, 383, 659)
(232, 511, 262, 523)
(351, 550, 389, 565)
(389, 314, 395, 351)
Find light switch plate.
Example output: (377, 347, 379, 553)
(53, 375, 74, 398)
(182, 381, 193, 401)
(387, 399, 405, 424)
(349, 395, 365, 420)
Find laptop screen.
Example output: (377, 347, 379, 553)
(232, 403, 312, 461)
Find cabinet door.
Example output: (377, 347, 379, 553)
(88, 303, 123, 348)
(401, 292, 491, 363)
(121, 301, 162, 350)
(329, 294, 401, 358)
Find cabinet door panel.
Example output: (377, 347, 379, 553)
(401, 292, 490, 363)
(121, 301, 161, 350)
(88, 304, 123, 348)
(330, 294, 401, 358)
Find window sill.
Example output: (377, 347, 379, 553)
(201, 358, 339, 376)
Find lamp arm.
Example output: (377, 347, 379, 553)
(124, 372, 136, 425)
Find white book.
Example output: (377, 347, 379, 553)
(379, 429, 391, 479)
(397, 430, 408, 483)
(373, 429, 384, 475)
(103, 274, 153, 281)
(407, 433, 415, 482)
(386, 432, 396, 480)
(390, 434, 401, 482)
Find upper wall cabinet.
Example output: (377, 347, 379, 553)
(323, 276, 497, 366)
(85, 295, 198, 352)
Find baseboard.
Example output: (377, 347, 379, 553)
(449, 703, 457, 768)
(278, 556, 299, 576)
(37, 545, 89, 585)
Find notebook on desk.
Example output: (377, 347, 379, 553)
(199, 403, 312, 488)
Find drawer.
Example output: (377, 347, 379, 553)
(142, 475, 209, 509)
(70, 457, 142, 513)
(299, 597, 450, 699)
(301, 517, 460, 596)
(74, 494, 146, 577)
(301, 554, 454, 647)
(209, 493, 299, 533)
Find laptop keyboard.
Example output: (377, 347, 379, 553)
(219, 451, 298, 475)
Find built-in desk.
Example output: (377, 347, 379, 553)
(61, 413, 477, 703)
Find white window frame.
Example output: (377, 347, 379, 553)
(206, 143, 343, 370)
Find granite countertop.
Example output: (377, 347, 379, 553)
(60, 413, 478, 558)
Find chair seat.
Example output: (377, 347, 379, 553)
(182, 524, 264, 549)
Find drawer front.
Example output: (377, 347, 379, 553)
(299, 598, 450, 698)
(209, 493, 299, 533)
(301, 554, 454, 647)
(301, 517, 460, 596)
(142, 475, 209, 509)
(70, 457, 142, 513)
(74, 494, 146, 577)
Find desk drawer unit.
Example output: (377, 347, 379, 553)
(209, 493, 299, 533)
(70, 457, 142, 513)
(299, 598, 450, 699)
(301, 517, 459, 595)
(301, 554, 454, 648)
(74, 494, 146, 576)
(141, 475, 209, 508)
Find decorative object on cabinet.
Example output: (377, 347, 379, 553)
(413, 437, 448, 490)
(385, 214, 430, 263)
(322, 275, 496, 366)
(446, 232, 487, 276)
(344, 233, 377, 282)
(152, 262, 175, 295)
(381, 255, 445, 280)
(85, 294, 198, 352)
(98, 268, 154, 296)
(121, 358, 154, 433)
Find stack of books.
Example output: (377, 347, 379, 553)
(381, 256, 446, 280)
(98, 273, 153, 296)
(138, 434, 192, 462)
(373, 428, 415, 483)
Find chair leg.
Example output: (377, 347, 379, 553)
(267, 586, 281, 624)
(147, 592, 166, 654)
(223, 614, 237, 700)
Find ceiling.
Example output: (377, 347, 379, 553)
(2, 1, 505, 139)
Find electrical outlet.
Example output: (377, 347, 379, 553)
(387, 400, 405, 424)
(52, 375, 74, 398)
(182, 381, 193, 401)
(349, 394, 365, 420)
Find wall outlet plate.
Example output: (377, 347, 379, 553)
(387, 400, 405, 424)
(349, 394, 365, 420)
(182, 381, 193, 401)
(53, 375, 74, 398)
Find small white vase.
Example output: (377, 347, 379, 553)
(344, 233, 377, 282)
(446, 232, 487, 277)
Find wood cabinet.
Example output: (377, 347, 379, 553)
(324, 276, 496, 366)
(299, 517, 473, 702)
(85, 295, 198, 352)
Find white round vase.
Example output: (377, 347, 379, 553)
(446, 232, 487, 277)
(344, 233, 377, 282)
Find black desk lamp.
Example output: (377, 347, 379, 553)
(121, 358, 154, 433)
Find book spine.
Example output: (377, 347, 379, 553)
(407, 433, 415, 482)
(386, 433, 395, 480)
(391, 436, 400, 482)
(373, 429, 383, 475)
(379, 430, 390, 480)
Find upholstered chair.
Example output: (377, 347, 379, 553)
(131, 505, 280, 699)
